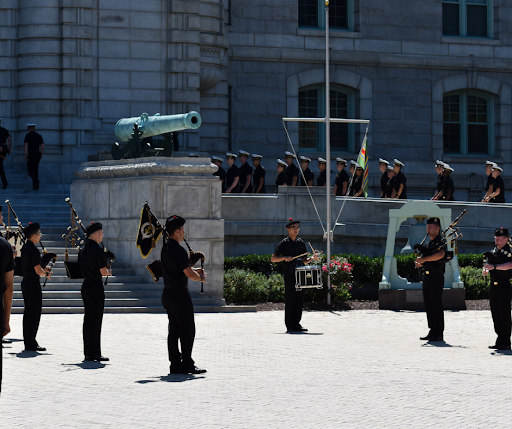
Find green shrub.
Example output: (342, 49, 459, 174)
(343, 254, 384, 286)
(460, 266, 489, 299)
(266, 273, 285, 302)
(224, 254, 282, 276)
(457, 254, 484, 268)
(223, 269, 268, 304)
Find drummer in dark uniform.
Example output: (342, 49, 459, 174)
(238, 150, 253, 193)
(484, 165, 505, 203)
(23, 124, 44, 190)
(483, 228, 512, 350)
(212, 156, 226, 193)
(20, 222, 52, 352)
(252, 154, 266, 193)
(225, 153, 240, 193)
(482, 160, 496, 202)
(271, 218, 318, 333)
(378, 158, 389, 198)
(334, 158, 349, 196)
(161, 215, 207, 374)
(317, 158, 327, 187)
(284, 152, 299, 186)
(79, 222, 111, 362)
(393, 159, 407, 199)
(276, 159, 288, 191)
(299, 156, 314, 186)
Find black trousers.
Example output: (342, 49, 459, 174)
(422, 272, 444, 337)
(27, 155, 40, 189)
(0, 157, 7, 187)
(284, 273, 305, 331)
(489, 281, 511, 347)
(81, 279, 105, 358)
(0, 292, 4, 394)
(162, 287, 195, 369)
(21, 277, 42, 350)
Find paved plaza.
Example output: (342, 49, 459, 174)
(2, 309, 512, 428)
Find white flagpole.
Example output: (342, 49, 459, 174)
(325, 1, 331, 305)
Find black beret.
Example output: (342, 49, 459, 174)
(286, 218, 300, 228)
(86, 222, 103, 236)
(426, 217, 441, 226)
(495, 227, 509, 237)
(24, 222, 40, 236)
(166, 215, 186, 232)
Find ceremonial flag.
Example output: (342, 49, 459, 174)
(357, 136, 369, 197)
(136, 203, 163, 258)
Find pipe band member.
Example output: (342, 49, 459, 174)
(161, 215, 206, 375)
(271, 218, 318, 333)
(414, 217, 445, 342)
(0, 234, 14, 394)
(79, 222, 111, 362)
(482, 228, 512, 351)
(20, 222, 51, 352)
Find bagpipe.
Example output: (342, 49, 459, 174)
(63, 198, 115, 285)
(413, 209, 466, 264)
(4, 199, 57, 284)
(138, 202, 206, 293)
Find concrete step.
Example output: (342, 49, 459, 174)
(11, 305, 250, 314)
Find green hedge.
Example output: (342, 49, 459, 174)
(460, 266, 489, 299)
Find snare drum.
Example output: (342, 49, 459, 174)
(295, 266, 323, 291)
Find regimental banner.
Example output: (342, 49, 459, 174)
(357, 136, 369, 197)
(136, 203, 163, 258)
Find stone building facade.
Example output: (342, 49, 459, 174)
(1, 0, 511, 199)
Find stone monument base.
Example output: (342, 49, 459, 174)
(379, 288, 466, 311)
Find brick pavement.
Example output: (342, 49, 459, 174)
(1, 309, 511, 428)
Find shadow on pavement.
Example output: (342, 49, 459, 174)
(61, 362, 107, 370)
(10, 350, 52, 358)
(421, 341, 467, 348)
(276, 332, 324, 335)
(491, 350, 512, 356)
(136, 374, 205, 384)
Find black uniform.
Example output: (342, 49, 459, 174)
(385, 175, 396, 198)
(421, 234, 445, 339)
(0, 236, 14, 393)
(394, 171, 407, 199)
(486, 244, 512, 348)
(20, 241, 44, 350)
(317, 170, 326, 187)
(380, 171, 388, 198)
(239, 162, 253, 193)
(300, 168, 314, 186)
(253, 165, 266, 193)
(351, 174, 362, 196)
(335, 170, 350, 196)
(286, 163, 299, 186)
(0, 127, 10, 188)
(161, 238, 195, 372)
(490, 176, 505, 203)
(437, 173, 445, 195)
(79, 239, 107, 359)
(441, 175, 455, 201)
(226, 164, 240, 193)
(213, 166, 227, 193)
(486, 175, 495, 196)
(24, 130, 44, 190)
(274, 236, 307, 331)
(276, 170, 287, 190)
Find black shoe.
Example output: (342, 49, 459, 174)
(496, 345, 511, 351)
(25, 346, 46, 352)
(299, 327, 308, 332)
(84, 355, 109, 362)
(180, 365, 206, 374)
(420, 335, 431, 341)
(170, 364, 181, 374)
(2, 339, 12, 344)
(286, 329, 301, 333)
(489, 344, 499, 349)
(428, 336, 444, 342)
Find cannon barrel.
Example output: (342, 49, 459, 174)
(115, 111, 202, 142)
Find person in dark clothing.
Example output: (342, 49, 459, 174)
(317, 158, 327, 187)
(79, 222, 111, 362)
(20, 222, 52, 351)
(351, 165, 364, 197)
(415, 217, 446, 342)
(238, 150, 253, 193)
(212, 156, 226, 193)
(484, 165, 505, 203)
(439, 165, 455, 201)
(393, 159, 407, 199)
(385, 166, 396, 198)
(378, 158, 389, 198)
(483, 228, 512, 351)
(299, 156, 314, 186)
(482, 160, 496, 202)
(0, 235, 14, 394)
(252, 154, 266, 193)
(23, 124, 44, 190)
(161, 215, 207, 375)
(225, 152, 240, 193)
(0, 119, 12, 189)
(432, 160, 445, 200)
(271, 218, 318, 333)
(276, 159, 288, 191)
(284, 151, 299, 186)
(334, 158, 349, 196)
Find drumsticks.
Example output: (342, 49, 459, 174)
(291, 252, 308, 260)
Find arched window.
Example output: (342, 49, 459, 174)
(443, 91, 494, 155)
(298, 0, 353, 31)
(298, 84, 355, 152)
(442, 0, 493, 38)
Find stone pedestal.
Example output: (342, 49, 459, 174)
(70, 156, 225, 309)
(379, 289, 466, 311)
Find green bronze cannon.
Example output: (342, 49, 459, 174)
(112, 111, 202, 160)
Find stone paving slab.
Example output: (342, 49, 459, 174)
(2, 309, 512, 428)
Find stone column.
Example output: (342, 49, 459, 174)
(70, 156, 225, 309)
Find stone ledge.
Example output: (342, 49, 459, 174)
(379, 288, 466, 311)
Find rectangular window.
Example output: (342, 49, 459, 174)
(298, 0, 318, 28)
(467, 0, 487, 37)
(442, 1, 460, 36)
(299, 0, 352, 31)
(330, 0, 348, 30)
(443, 94, 461, 154)
(299, 89, 319, 149)
(442, 0, 491, 38)
(467, 95, 488, 154)
(330, 90, 348, 150)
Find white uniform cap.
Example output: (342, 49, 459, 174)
(318, 157, 326, 163)
(251, 153, 262, 159)
(277, 159, 287, 167)
(378, 158, 389, 165)
(299, 156, 311, 162)
(443, 165, 454, 172)
(212, 156, 223, 162)
(350, 160, 358, 166)
(226, 152, 237, 159)
(393, 159, 404, 167)
(238, 150, 250, 156)
(336, 158, 347, 164)
(486, 160, 496, 166)
(284, 151, 296, 158)
(387, 165, 394, 171)
(493, 165, 503, 172)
